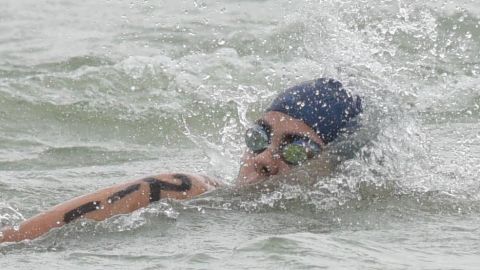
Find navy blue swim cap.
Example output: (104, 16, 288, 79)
(267, 78, 362, 144)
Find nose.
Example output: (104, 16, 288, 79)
(253, 148, 280, 177)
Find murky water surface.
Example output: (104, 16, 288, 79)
(1, 0, 480, 269)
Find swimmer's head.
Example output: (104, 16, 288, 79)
(267, 78, 362, 143)
(237, 78, 362, 185)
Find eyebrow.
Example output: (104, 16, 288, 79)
(281, 133, 321, 147)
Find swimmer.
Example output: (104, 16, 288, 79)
(0, 78, 362, 243)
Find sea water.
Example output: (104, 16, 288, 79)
(0, 0, 479, 269)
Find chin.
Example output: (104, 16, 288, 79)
(235, 173, 265, 186)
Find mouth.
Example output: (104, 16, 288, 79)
(235, 172, 267, 186)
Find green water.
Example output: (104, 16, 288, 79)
(1, 0, 480, 269)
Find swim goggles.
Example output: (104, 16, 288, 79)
(245, 124, 322, 165)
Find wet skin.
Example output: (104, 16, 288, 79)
(0, 111, 327, 243)
(0, 174, 219, 243)
(236, 111, 326, 186)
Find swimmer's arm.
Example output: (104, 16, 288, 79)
(0, 173, 221, 243)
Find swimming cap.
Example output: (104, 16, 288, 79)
(267, 78, 362, 144)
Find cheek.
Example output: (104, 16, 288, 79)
(277, 162, 293, 174)
(238, 152, 263, 178)
(239, 152, 254, 169)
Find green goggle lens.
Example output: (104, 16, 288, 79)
(281, 139, 321, 165)
(281, 143, 309, 165)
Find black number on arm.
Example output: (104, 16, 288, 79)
(143, 174, 192, 202)
(61, 175, 192, 224)
(107, 183, 141, 204)
(63, 201, 101, 224)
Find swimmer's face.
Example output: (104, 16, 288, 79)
(237, 111, 327, 186)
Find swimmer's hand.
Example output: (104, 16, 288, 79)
(0, 174, 221, 243)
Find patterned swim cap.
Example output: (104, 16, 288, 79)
(267, 78, 362, 143)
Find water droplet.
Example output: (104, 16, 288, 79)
(193, 0, 207, 9)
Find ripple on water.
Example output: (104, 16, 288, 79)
(1, 0, 480, 269)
